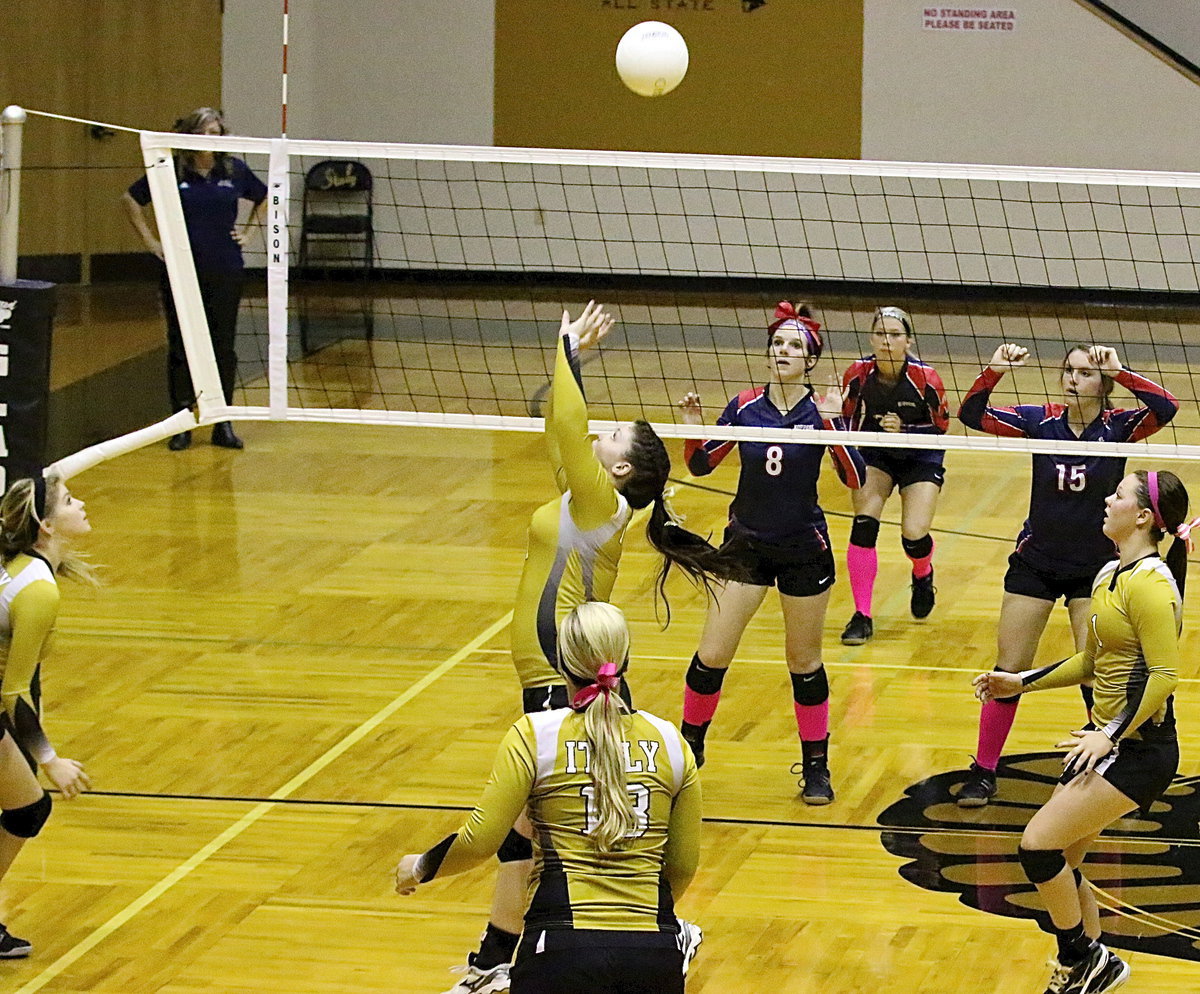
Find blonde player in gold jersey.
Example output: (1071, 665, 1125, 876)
(0, 475, 95, 957)
(974, 469, 1195, 994)
(396, 601, 701, 994)
(446, 303, 734, 993)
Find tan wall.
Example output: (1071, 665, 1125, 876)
(494, 0, 862, 158)
(0, 1, 223, 269)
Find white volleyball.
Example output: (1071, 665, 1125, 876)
(615, 21, 689, 98)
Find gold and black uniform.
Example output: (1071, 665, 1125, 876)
(512, 333, 631, 695)
(1022, 555, 1181, 807)
(417, 707, 701, 953)
(0, 553, 60, 765)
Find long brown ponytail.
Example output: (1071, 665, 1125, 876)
(622, 421, 748, 622)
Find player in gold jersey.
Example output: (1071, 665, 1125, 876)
(397, 602, 701, 994)
(974, 469, 1196, 994)
(0, 475, 95, 957)
(451, 304, 735, 993)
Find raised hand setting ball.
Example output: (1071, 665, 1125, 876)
(615, 21, 689, 97)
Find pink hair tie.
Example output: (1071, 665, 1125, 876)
(1175, 516, 1200, 553)
(1147, 471, 1167, 531)
(571, 661, 621, 710)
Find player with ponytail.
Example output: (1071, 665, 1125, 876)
(0, 474, 96, 957)
(839, 305, 949, 645)
(395, 602, 701, 994)
(956, 343, 1177, 807)
(677, 301, 865, 804)
(442, 302, 724, 992)
(973, 469, 1195, 994)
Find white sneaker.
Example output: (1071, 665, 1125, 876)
(677, 918, 704, 977)
(440, 959, 511, 994)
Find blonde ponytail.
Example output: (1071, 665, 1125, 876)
(557, 601, 635, 853)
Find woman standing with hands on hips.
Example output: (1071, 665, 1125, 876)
(973, 470, 1195, 994)
(123, 107, 267, 451)
(956, 342, 1177, 808)
(0, 475, 95, 957)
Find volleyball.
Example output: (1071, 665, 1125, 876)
(615, 21, 689, 97)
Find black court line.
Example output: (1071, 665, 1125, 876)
(77, 789, 1200, 848)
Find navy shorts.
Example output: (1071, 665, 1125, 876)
(1003, 552, 1095, 604)
(1060, 736, 1179, 814)
(721, 528, 835, 598)
(861, 447, 945, 490)
(522, 685, 569, 714)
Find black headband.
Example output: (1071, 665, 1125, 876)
(33, 475, 47, 521)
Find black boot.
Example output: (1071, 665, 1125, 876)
(211, 422, 244, 449)
(167, 431, 192, 451)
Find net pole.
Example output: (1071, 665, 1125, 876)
(267, 139, 289, 417)
(0, 105, 26, 284)
(139, 138, 226, 422)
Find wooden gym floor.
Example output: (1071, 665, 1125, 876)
(8, 285, 1200, 993)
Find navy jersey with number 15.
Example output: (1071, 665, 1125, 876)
(959, 366, 1177, 575)
(685, 386, 865, 553)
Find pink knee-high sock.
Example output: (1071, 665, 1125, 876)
(683, 687, 722, 726)
(794, 700, 830, 741)
(907, 539, 934, 579)
(976, 697, 1020, 770)
(846, 544, 877, 617)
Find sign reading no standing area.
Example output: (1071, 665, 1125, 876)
(923, 7, 1016, 32)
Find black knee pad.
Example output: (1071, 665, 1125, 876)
(685, 654, 727, 696)
(1017, 845, 1066, 884)
(791, 667, 829, 706)
(1, 792, 51, 839)
(901, 534, 933, 559)
(850, 515, 880, 548)
(497, 827, 533, 863)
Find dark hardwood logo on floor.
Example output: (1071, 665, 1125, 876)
(878, 752, 1200, 962)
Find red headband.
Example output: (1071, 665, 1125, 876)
(768, 301, 822, 355)
(571, 662, 621, 710)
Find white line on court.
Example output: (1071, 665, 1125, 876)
(14, 609, 514, 994)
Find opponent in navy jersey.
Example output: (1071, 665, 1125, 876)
(677, 302, 864, 806)
(955, 342, 1178, 808)
(839, 307, 949, 647)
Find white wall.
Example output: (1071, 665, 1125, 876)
(222, 0, 493, 144)
(1099, 0, 1200, 69)
(862, 0, 1200, 170)
(224, 0, 1200, 170)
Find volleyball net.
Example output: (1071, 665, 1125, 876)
(14, 116, 1200, 477)
(136, 128, 1200, 459)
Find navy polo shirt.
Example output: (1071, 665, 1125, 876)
(129, 157, 267, 273)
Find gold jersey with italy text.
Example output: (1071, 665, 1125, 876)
(421, 708, 702, 937)
(511, 332, 632, 690)
(1024, 555, 1181, 742)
